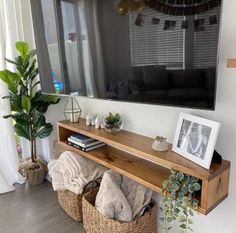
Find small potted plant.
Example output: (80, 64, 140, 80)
(0, 41, 60, 185)
(104, 112, 123, 134)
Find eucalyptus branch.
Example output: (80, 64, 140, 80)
(160, 169, 201, 233)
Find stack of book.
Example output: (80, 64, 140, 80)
(68, 133, 106, 152)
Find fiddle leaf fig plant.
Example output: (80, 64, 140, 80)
(0, 41, 60, 163)
(160, 169, 201, 233)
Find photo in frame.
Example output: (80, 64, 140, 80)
(172, 113, 220, 169)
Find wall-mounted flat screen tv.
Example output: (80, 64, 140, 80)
(31, 0, 222, 110)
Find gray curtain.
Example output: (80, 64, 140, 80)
(30, 0, 55, 93)
(82, 0, 106, 98)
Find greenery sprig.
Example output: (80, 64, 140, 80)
(104, 112, 122, 129)
(160, 169, 201, 233)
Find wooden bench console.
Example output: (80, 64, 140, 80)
(57, 119, 230, 215)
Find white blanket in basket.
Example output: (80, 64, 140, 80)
(95, 170, 153, 222)
(48, 151, 107, 194)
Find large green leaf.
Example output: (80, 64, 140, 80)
(24, 59, 36, 80)
(35, 123, 53, 139)
(14, 123, 30, 140)
(5, 58, 18, 66)
(21, 96, 31, 113)
(19, 82, 28, 96)
(3, 114, 13, 119)
(31, 91, 60, 114)
(34, 113, 46, 128)
(27, 49, 37, 58)
(0, 70, 20, 94)
(16, 41, 29, 57)
(28, 67, 39, 81)
(42, 95, 60, 104)
(12, 113, 29, 126)
(9, 95, 23, 112)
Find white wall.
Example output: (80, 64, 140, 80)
(44, 0, 236, 232)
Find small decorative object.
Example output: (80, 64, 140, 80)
(135, 13, 146, 27)
(152, 136, 168, 152)
(91, 115, 96, 126)
(172, 113, 220, 169)
(95, 116, 101, 129)
(104, 112, 123, 134)
(181, 20, 188, 29)
(86, 114, 92, 126)
(163, 20, 176, 30)
(64, 96, 82, 123)
(151, 17, 160, 25)
(100, 122, 105, 129)
(0, 41, 60, 185)
(160, 169, 201, 233)
(209, 15, 217, 25)
(194, 19, 205, 32)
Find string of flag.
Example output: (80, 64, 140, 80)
(135, 13, 218, 31)
(145, 0, 221, 16)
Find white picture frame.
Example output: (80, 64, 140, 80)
(172, 113, 220, 169)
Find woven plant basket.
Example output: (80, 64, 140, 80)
(19, 158, 48, 186)
(82, 189, 157, 233)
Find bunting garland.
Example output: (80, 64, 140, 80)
(134, 13, 218, 31)
(145, 0, 221, 16)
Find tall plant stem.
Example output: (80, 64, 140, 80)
(29, 124, 35, 163)
(33, 138, 36, 161)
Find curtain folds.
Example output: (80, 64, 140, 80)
(82, 0, 106, 98)
(0, 0, 31, 194)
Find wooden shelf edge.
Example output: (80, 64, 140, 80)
(57, 120, 230, 181)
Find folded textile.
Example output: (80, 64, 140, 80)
(48, 151, 107, 194)
(95, 170, 153, 222)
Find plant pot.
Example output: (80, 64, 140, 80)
(18, 157, 48, 186)
(104, 120, 123, 134)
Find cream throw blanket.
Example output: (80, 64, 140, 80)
(95, 170, 153, 222)
(48, 151, 107, 194)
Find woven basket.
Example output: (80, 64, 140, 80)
(53, 141, 100, 222)
(19, 158, 48, 186)
(82, 189, 157, 233)
(57, 190, 84, 221)
(53, 141, 82, 221)
(53, 141, 68, 159)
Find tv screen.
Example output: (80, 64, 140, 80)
(31, 0, 222, 109)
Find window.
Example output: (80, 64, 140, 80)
(194, 6, 221, 68)
(129, 8, 185, 69)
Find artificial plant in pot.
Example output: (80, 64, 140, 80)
(0, 41, 60, 185)
(104, 112, 123, 134)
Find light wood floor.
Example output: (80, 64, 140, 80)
(0, 181, 86, 233)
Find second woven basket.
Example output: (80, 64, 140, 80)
(82, 188, 157, 233)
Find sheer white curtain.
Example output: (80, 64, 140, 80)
(0, 0, 34, 194)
